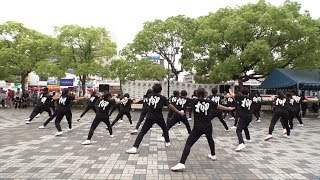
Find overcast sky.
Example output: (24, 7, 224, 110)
(1, 0, 319, 51)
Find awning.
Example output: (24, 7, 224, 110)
(259, 68, 320, 90)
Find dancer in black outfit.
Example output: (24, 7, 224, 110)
(229, 88, 253, 152)
(131, 89, 153, 134)
(25, 88, 52, 124)
(188, 90, 197, 121)
(300, 94, 308, 118)
(167, 90, 180, 124)
(292, 93, 304, 127)
(111, 93, 134, 126)
(265, 90, 291, 141)
(251, 91, 262, 122)
(126, 83, 184, 154)
(38, 92, 61, 129)
(77, 92, 99, 121)
(171, 88, 234, 171)
(207, 88, 229, 131)
(157, 90, 192, 141)
(54, 88, 84, 136)
(81, 92, 124, 145)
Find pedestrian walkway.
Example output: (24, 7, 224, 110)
(0, 108, 319, 179)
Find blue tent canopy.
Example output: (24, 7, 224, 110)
(259, 68, 320, 90)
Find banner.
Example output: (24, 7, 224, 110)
(60, 79, 74, 87)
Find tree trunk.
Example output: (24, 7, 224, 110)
(238, 79, 244, 91)
(20, 71, 27, 93)
(119, 80, 123, 96)
(81, 75, 86, 96)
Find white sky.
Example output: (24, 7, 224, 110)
(1, 0, 319, 51)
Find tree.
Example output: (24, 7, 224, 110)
(0, 21, 55, 92)
(107, 59, 133, 95)
(122, 15, 197, 80)
(54, 25, 117, 95)
(183, 0, 320, 88)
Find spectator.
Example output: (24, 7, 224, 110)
(7, 89, 13, 108)
(0, 88, 6, 108)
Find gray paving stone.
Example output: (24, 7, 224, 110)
(0, 108, 320, 179)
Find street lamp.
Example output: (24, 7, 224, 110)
(167, 46, 180, 99)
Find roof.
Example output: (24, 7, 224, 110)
(259, 68, 320, 90)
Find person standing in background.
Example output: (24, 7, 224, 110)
(7, 89, 13, 109)
(0, 88, 6, 108)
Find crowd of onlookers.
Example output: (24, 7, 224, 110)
(0, 87, 39, 109)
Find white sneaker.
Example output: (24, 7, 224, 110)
(25, 121, 31, 124)
(165, 142, 171, 147)
(38, 125, 45, 129)
(35, 113, 40, 118)
(171, 163, 185, 171)
(264, 134, 273, 141)
(110, 135, 114, 138)
(246, 139, 252, 143)
(282, 129, 287, 135)
(177, 123, 181, 126)
(126, 147, 137, 154)
(119, 120, 123, 123)
(208, 154, 216, 160)
(283, 134, 290, 139)
(229, 117, 235, 120)
(317, 116, 320, 119)
(188, 118, 192, 121)
(225, 129, 230, 132)
(67, 128, 72, 132)
(235, 143, 246, 152)
(131, 129, 138, 134)
(24, 118, 30, 121)
(257, 119, 261, 123)
(230, 126, 236, 129)
(81, 140, 91, 145)
(297, 124, 304, 127)
(157, 137, 165, 142)
(55, 131, 63, 136)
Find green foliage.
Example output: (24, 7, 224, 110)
(122, 15, 197, 80)
(0, 21, 55, 91)
(132, 58, 167, 81)
(184, 0, 320, 86)
(54, 25, 117, 94)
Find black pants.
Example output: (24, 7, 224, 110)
(135, 109, 148, 130)
(133, 117, 169, 148)
(163, 113, 191, 136)
(236, 115, 252, 144)
(268, 110, 290, 136)
(167, 109, 174, 123)
(223, 109, 235, 119)
(252, 105, 261, 120)
(43, 110, 57, 126)
(179, 125, 215, 164)
(289, 108, 303, 129)
(109, 105, 120, 116)
(80, 105, 97, 118)
(29, 105, 52, 121)
(111, 111, 132, 126)
(55, 107, 72, 132)
(87, 114, 112, 140)
(213, 110, 229, 130)
(1, 100, 5, 107)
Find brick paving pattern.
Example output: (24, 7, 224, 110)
(0, 108, 319, 179)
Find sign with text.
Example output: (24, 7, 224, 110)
(60, 79, 74, 87)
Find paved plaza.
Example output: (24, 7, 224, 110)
(0, 108, 319, 180)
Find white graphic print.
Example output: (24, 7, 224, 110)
(176, 98, 187, 108)
(195, 101, 210, 115)
(275, 98, 286, 106)
(211, 96, 220, 104)
(99, 100, 109, 110)
(171, 97, 178, 103)
(253, 97, 262, 103)
(227, 98, 234, 103)
(241, 98, 252, 110)
(41, 97, 47, 104)
(143, 98, 148, 103)
(90, 97, 95, 102)
(148, 96, 160, 109)
(293, 96, 301, 103)
(290, 98, 294, 105)
(59, 97, 67, 105)
(122, 100, 128, 106)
